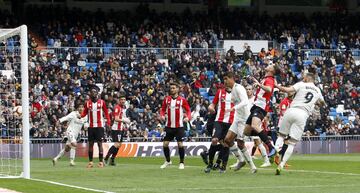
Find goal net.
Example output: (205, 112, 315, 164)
(0, 25, 30, 179)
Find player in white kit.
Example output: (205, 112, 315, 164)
(223, 72, 257, 173)
(53, 104, 87, 166)
(274, 73, 326, 175)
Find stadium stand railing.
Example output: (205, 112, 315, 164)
(38, 47, 225, 59)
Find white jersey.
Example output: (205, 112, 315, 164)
(231, 83, 250, 121)
(290, 81, 324, 115)
(59, 111, 87, 138)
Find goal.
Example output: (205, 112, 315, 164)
(0, 25, 30, 179)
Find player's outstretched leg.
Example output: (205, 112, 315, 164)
(53, 145, 71, 166)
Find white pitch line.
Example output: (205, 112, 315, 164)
(114, 183, 360, 192)
(30, 178, 115, 193)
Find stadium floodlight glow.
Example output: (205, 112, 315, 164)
(0, 25, 30, 179)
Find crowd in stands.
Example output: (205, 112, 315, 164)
(0, 5, 359, 142)
(2, 5, 360, 50)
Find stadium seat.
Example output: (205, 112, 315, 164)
(200, 92, 209, 100)
(86, 63, 97, 71)
(329, 111, 337, 117)
(208, 96, 215, 103)
(303, 60, 312, 66)
(199, 88, 208, 93)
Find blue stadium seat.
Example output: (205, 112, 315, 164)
(329, 111, 337, 117)
(200, 92, 209, 100)
(290, 64, 297, 72)
(303, 60, 312, 66)
(86, 63, 97, 71)
(335, 64, 343, 73)
(199, 88, 208, 93)
(209, 96, 215, 103)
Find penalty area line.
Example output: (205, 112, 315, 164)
(30, 178, 115, 193)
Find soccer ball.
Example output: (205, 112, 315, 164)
(14, 106, 22, 117)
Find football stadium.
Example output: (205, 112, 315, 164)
(0, 0, 360, 193)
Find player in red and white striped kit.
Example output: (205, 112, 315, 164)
(244, 64, 280, 156)
(203, 88, 235, 173)
(159, 81, 191, 170)
(80, 85, 111, 168)
(104, 92, 130, 166)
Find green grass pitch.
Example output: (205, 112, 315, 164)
(1, 154, 360, 193)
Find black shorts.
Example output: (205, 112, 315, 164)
(163, 127, 185, 142)
(111, 130, 125, 143)
(88, 127, 104, 142)
(213, 121, 231, 140)
(246, 105, 267, 125)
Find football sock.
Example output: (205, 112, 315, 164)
(111, 147, 119, 160)
(208, 145, 217, 165)
(280, 143, 294, 169)
(220, 146, 230, 167)
(251, 146, 257, 156)
(106, 146, 115, 160)
(275, 136, 284, 152)
(179, 147, 185, 163)
(258, 130, 274, 152)
(280, 144, 288, 161)
(70, 147, 76, 160)
(99, 152, 103, 162)
(241, 148, 256, 169)
(258, 143, 269, 162)
(88, 150, 93, 162)
(163, 146, 171, 162)
(230, 144, 244, 162)
(55, 148, 65, 160)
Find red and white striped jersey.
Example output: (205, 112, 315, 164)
(254, 76, 275, 112)
(112, 105, 129, 131)
(212, 89, 235, 124)
(81, 99, 111, 128)
(160, 96, 191, 128)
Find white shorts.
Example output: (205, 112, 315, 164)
(229, 119, 246, 140)
(65, 131, 77, 145)
(279, 108, 308, 141)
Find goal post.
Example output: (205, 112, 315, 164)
(0, 25, 30, 179)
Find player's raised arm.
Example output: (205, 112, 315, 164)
(59, 112, 74, 123)
(252, 76, 272, 93)
(276, 84, 296, 94)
